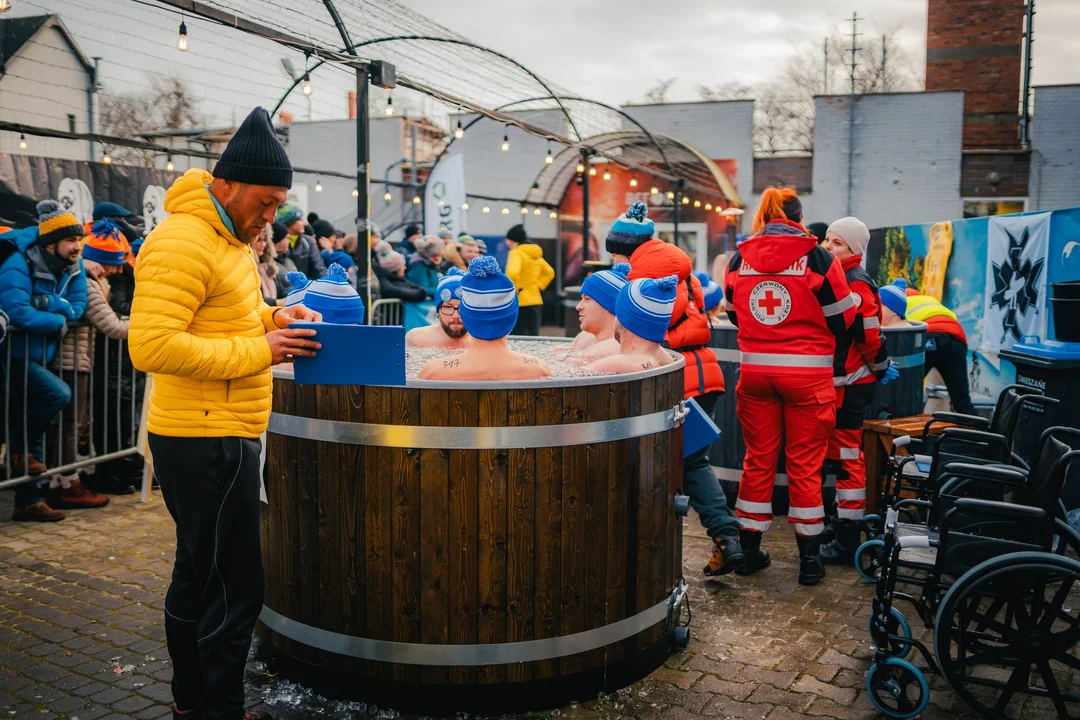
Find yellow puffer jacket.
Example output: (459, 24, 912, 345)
(505, 242, 555, 307)
(129, 169, 280, 438)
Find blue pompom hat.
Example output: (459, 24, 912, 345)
(580, 262, 630, 315)
(616, 275, 678, 344)
(436, 267, 466, 309)
(879, 279, 908, 319)
(694, 271, 724, 312)
(284, 271, 311, 308)
(301, 263, 366, 324)
(605, 202, 655, 257)
(458, 256, 519, 341)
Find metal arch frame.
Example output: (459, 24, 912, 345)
(270, 36, 580, 142)
(319, 0, 356, 56)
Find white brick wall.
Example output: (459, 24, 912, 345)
(1029, 85, 1080, 212)
(809, 91, 964, 229)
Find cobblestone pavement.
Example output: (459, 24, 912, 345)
(0, 495, 1069, 720)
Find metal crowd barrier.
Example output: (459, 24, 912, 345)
(0, 324, 142, 491)
(370, 298, 403, 326)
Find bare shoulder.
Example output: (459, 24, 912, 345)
(418, 353, 464, 380)
(583, 354, 637, 374)
(405, 326, 431, 348)
(515, 352, 551, 378)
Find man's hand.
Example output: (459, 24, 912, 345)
(273, 304, 322, 328)
(318, 236, 333, 252)
(82, 259, 105, 279)
(266, 328, 321, 365)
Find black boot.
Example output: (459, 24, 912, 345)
(819, 520, 860, 564)
(797, 534, 826, 586)
(734, 529, 771, 576)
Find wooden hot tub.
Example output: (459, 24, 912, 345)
(257, 350, 689, 711)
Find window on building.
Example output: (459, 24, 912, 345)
(67, 114, 76, 134)
(963, 198, 1028, 218)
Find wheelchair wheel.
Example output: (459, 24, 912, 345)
(934, 551, 1080, 719)
(862, 514, 882, 541)
(869, 606, 912, 659)
(865, 657, 929, 719)
(855, 538, 886, 582)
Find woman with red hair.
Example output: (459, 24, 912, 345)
(724, 187, 856, 585)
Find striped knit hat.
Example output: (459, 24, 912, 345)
(285, 271, 311, 307)
(605, 202, 654, 257)
(83, 219, 127, 265)
(694, 271, 724, 312)
(302, 263, 366, 324)
(436, 267, 466, 309)
(879, 280, 908, 319)
(276, 203, 303, 227)
(580, 262, 630, 315)
(616, 275, 678, 344)
(36, 200, 82, 246)
(459, 256, 518, 341)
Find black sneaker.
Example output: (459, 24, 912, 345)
(703, 538, 745, 576)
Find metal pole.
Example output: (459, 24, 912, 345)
(1020, 0, 1035, 148)
(355, 67, 372, 318)
(410, 122, 420, 227)
(847, 12, 860, 217)
(88, 58, 100, 161)
(823, 38, 829, 94)
(581, 149, 590, 283)
(673, 180, 682, 251)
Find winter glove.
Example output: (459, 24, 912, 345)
(879, 362, 900, 385)
(50, 296, 79, 321)
(925, 338, 937, 352)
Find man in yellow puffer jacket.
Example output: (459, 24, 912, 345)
(504, 223, 554, 336)
(129, 107, 320, 720)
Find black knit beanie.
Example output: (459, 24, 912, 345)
(312, 218, 336, 240)
(271, 221, 288, 244)
(507, 224, 529, 244)
(213, 107, 293, 189)
(782, 196, 803, 224)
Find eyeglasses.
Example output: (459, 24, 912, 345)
(438, 305, 460, 317)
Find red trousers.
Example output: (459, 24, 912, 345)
(826, 384, 875, 521)
(735, 373, 835, 537)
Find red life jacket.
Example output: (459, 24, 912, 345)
(724, 220, 856, 377)
(627, 239, 724, 399)
(833, 255, 889, 386)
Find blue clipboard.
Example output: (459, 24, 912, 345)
(683, 397, 721, 458)
(291, 323, 407, 386)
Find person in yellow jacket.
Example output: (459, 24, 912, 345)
(129, 107, 321, 720)
(504, 223, 554, 335)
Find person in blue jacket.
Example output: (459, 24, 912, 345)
(0, 200, 88, 522)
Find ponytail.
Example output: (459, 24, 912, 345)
(752, 186, 799, 236)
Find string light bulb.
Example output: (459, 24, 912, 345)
(603, 166, 611, 181)
(666, 191, 675, 200)
(501, 129, 510, 152)
(103, 152, 112, 165)
(177, 20, 188, 52)
(501, 207, 510, 215)
(520, 206, 528, 215)
(412, 196, 421, 205)
(534, 208, 541, 216)
(482, 206, 490, 214)
(705, 203, 712, 211)
(166, 156, 174, 172)
(18, 134, 26, 150)
(588, 166, 597, 177)
(576, 162, 585, 174)
(0, 1, 12, 13)
(682, 196, 690, 205)
(630, 176, 638, 188)
(383, 191, 392, 202)
(384, 95, 393, 116)
(352, 186, 359, 198)
(546, 144, 553, 165)
(454, 119, 464, 139)
(549, 211, 558, 219)
(650, 186, 659, 195)
(302, 73, 312, 96)
(461, 202, 469, 210)
(693, 199, 701, 208)
(315, 179, 323, 193)
(715, 205, 723, 214)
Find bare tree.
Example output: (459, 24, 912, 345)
(643, 78, 677, 105)
(100, 74, 202, 166)
(697, 81, 754, 102)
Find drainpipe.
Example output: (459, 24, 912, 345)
(1020, 0, 1035, 149)
(87, 57, 100, 160)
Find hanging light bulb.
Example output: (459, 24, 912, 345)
(501, 207, 510, 215)
(0, 0, 12, 13)
(650, 186, 659, 195)
(302, 73, 312, 97)
(520, 206, 528, 215)
(103, 152, 112, 165)
(588, 166, 597, 177)
(705, 203, 712, 211)
(693, 199, 701, 208)
(454, 119, 464, 139)
(533, 208, 541, 216)
(384, 95, 393, 116)
(501, 129, 510, 152)
(315, 178, 323, 193)
(438, 199, 445, 207)
(177, 20, 188, 52)
(545, 145, 554, 165)
(352, 186, 359, 198)
(603, 166, 611, 181)
(666, 191, 675, 200)
(482, 206, 490, 214)
(715, 206, 723, 214)
(630, 176, 638, 188)
(18, 134, 27, 151)
(576, 162, 585, 174)
(461, 202, 469, 210)
(682, 196, 690, 205)
(166, 155, 174, 172)
(412, 196, 421, 205)
(383, 190, 392, 202)
(549, 211, 558, 219)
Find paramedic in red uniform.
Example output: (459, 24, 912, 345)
(819, 217, 895, 563)
(724, 188, 856, 585)
(607, 202, 744, 577)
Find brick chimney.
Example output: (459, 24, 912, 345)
(925, 0, 1024, 149)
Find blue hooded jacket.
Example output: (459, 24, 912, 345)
(0, 227, 88, 363)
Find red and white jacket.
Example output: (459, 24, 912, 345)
(833, 255, 890, 386)
(724, 220, 856, 377)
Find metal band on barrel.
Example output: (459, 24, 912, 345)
(260, 597, 670, 666)
(268, 406, 677, 449)
(711, 348, 924, 369)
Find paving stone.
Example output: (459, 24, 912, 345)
(88, 686, 132, 705)
(689, 674, 757, 701)
(744, 683, 815, 713)
(734, 665, 798, 690)
(793, 674, 858, 706)
(111, 693, 155, 713)
(46, 694, 91, 713)
(699, 695, 773, 720)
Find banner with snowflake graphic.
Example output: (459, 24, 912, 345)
(980, 212, 1051, 359)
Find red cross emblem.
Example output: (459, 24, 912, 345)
(749, 281, 791, 325)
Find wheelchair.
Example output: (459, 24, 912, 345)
(863, 427, 1080, 719)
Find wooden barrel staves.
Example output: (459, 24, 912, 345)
(258, 358, 687, 712)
